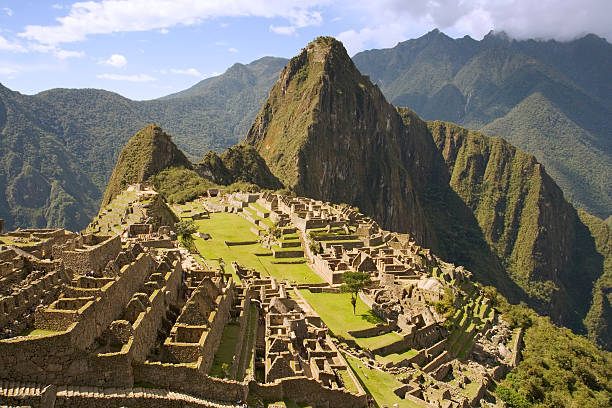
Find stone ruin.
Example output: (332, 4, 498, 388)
(0, 189, 522, 408)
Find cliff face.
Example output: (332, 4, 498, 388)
(246, 37, 438, 243)
(429, 121, 606, 330)
(102, 124, 191, 205)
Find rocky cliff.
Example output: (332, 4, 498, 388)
(102, 124, 191, 205)
(246, 37, 439, 243)
(429, 121, 607, 330)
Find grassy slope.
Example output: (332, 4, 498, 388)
(298, 290, 404, 350)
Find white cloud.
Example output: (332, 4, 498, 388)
(228, 47, 238, 53)
(0, 66, 18, 75)
(19, 0, 329, 45)
(159, 28, 169, 34)
(337, 0, 612, 54)
(3, 8, 12, 16)
(214, 41, 228, 46)
(170, 68, 204, 78)
(220, 23, 229, 28)
(0, 36, 27, 52)
(269, 25, 295, 35)
(54, 49, 85, 59)
(102, 54, 127, 67)
(52, 4, 65, 10)
(97, 73, 156, 82)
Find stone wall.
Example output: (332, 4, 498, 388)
(199, 281, 234, 373)
(58, 235, 121, 276)
(0, 253, 155, 386)
(250, 377, 367, 408)
(230, 296, 251, 379)
(133, 360, 248, 402)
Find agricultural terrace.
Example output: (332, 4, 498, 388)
(188, 211, 323, 284)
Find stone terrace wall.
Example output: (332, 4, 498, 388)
(133, 360, 248, 402)
(251, 377, 367, 408)
(199, 280, 234, 374)
(0, 254, 155, 386)
(129, 258, 182, 362)
(59, 235, 121, 276)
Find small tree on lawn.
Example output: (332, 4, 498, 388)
(340, 271, 372, 315)
(175, 219, 198, 249)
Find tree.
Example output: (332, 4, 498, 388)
(340, 271, 372, 315)
(175, 219, 198, 249)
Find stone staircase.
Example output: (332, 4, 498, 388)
(0, 381, 242, 408)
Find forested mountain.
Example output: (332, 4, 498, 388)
(353, 29, 612, 218)
(0, 56, 287, 230)
(1, 29, 610, 235)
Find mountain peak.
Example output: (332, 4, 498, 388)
(102, 124, 191, 205)
(483, 30, 513, 42)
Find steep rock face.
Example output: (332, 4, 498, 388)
(243, 37, 609, 345)
(580, 211, 612, 350)
(429, 121, 603, 330)
(246, 37, 435, 243)
(102, 124, 191, 205)
(197, 151, 233, 185)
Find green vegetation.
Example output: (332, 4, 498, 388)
(298, 290, 401, 351)
(579, 210, 612, 350)
(20, 328, 59, 337)
(0, 57, 287, 232)
(344, 354, 421, 408)
(192, 212, 322, 284)
(483, 286, 612, 407)
(102, 124, 191, 206)
(237, 304, 257, 381)
(298, 290, 382, 338)
(151, 167, 214, 204)
(353, 30, 612, 218)
(209, 322, 240, 378)
(340, 271, 372, 315)
(175, 219, 198, 250)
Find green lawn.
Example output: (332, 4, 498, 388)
(345, 354, 424, 408)
(262, 401, 317, 408)
(20, 328, 59, 337)
(238, 304, 258, 381)
(209, 322, 241, 378)
(193, 213, 323, 284)
(375, 348, 419, 365)
(298, 290, 401, 350)
(337, 368, 360, 394)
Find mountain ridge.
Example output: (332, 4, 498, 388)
(353, 30, 612, 218)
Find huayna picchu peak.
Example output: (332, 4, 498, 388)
(0, 29, 611, 408)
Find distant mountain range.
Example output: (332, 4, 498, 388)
(0, 30, 610, 232)
(353, 29, 612, 219)
(0, 57, 286, 230)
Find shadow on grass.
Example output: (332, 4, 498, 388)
(359, 310, 382, 324)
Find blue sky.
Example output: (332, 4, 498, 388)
(0, 0, 610, 100)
